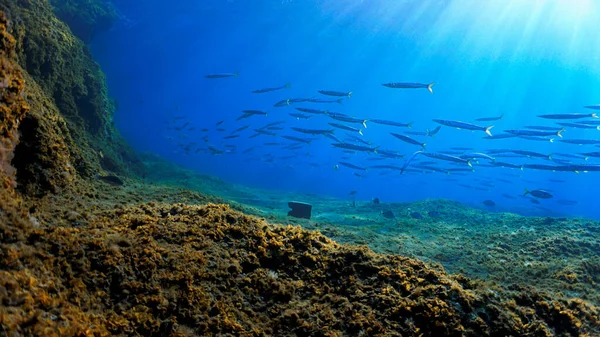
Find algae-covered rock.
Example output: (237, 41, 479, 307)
(0, 11, 29, 191)
(0, 0, 143, 194)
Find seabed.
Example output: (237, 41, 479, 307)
(0, 0, 599, 336)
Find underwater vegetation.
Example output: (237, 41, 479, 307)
(0, 0, 599, 336)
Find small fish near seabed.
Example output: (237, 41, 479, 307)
(381, 210, 395, 219)
(382, 82, 436, 93)
(482, 199, 496, 207)
(95, 174, 124, 186)
(524, 188, 553, 199)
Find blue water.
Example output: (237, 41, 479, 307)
(91, 0, 600, 219)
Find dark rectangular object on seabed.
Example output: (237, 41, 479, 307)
(288, 201, 312, 219)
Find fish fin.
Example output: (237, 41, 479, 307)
(285, 82, 291, 88)
(523, 188, 529, 196)
(362, 120, 367, 129)
(485, 125, 494, 137)
(348, 91, 353, 98)
(359, 129, 363, 136)
(557, 128, 565, 138)
(427, 82, 435, 93)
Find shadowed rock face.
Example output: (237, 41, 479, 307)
(49, 0, 118, 43)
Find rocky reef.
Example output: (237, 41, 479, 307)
(0, 0, 599, 336)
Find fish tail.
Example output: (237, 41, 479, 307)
(596, 126, 600, 131)
(467, 160, 472, 168)
(285, 82, 291, 88)
(549, 138, 554, 143)
(374, 146, 380, 154)
(234, 72, 239, 77)
(520, 166, 524, 171)
(286, 99, 290, 105)
(407, 122, 413, 129)
(585, 157, 589, 161)
(362, 120, 368, 129)
(422, 143, 427, 149)
(425, 128, 430, 136)
(485, 125, 494, 137)
(337, 98, 344, 104)
(427, 82, 435, 93)
(348, 91, 353, 98)
(548, 154, 552, 160)
(592, 113, 598, 118)
(359, 129, 363, 136)
(557, 128, 565, 138)
(523, 188, 529, 196)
